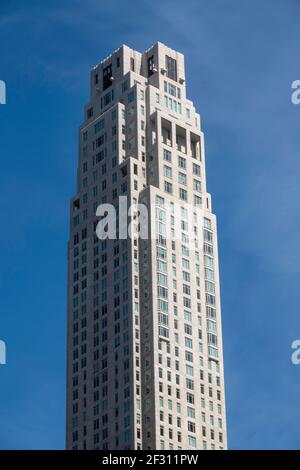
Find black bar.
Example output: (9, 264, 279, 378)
(0, 450, 300, 466)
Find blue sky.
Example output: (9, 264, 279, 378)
(0, 0, 300, 449)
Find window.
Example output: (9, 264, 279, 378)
(193, 163, 200, 176)
(95, 119, 105, 134)
(164, 181, 172, 194)
(156, 195, 165, 207)
(178, 156, 186, 169)
(102, 90, 113, 108)
(204, 217, 211, 229)
(163, 149, 172, 162)
(95, 134, 105, 148)
(184, 310, 192, 321)
(148, 55, 155, 76)
(165, 96, 181, 113)
(179, 188, 187, 201)
(164, 166, 172, 178)
(188, 436, 196, 448)
(178, 172, 186, 185)
(187, 392, 194, 404)
(103, 64, 112, 91)
(193, 179, 202, 193)
(185, 351, 193, 363)
(194, 195, 202, 208)
(184, 324, 192, 335)
(165, 56, 177, 81)
(130, 57, 135, 72)
(188, 421, 196, 433)
(187, 407, 195, 418)
(166, 82, 177, 97)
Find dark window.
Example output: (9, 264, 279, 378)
(103, 64, 112, 91)
(117, 57, 120, 67)
(130, 58, 135, 72)
(148, 55, 155, 76)
(166, 55, 177, 81)
(95, 73, 99, 84)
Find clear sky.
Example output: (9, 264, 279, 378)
(0, 0, 300, 450)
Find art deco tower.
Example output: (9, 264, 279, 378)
(66, 42, 227, 450)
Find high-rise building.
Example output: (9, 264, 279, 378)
(66, 42, 227, 451)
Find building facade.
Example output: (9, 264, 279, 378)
(66, 42, 227, 450)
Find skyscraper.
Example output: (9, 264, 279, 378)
(66, 42, 227, 451)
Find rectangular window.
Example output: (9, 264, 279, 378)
(193, 163, 201, 176)
(103, 90, 113, 107)
(179, 188, 187, 201)
(168, 83, 177, 97)
(164, 166, 172, 178)
(103, 64, 112, 91)
(165, 56, 177, 81)
(178, 156, 186, 169)
(148, 55, 155, 76)
(95, 119, 105, 134)
(194, 195, 202, 207)
(193, 179, 202, 193)
(156, 195, 165, 207)
(204, 217, 211, 229)
(188, 436, 196, 448)
(164, 181, 173, 194)
(178, 172, 187, 185)
(163, 149, 172, 162)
